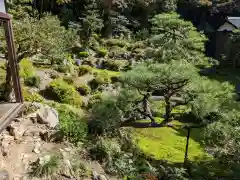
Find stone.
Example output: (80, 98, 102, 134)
(36, 105, 59, 128)
(92, 171, 98, 180)
(0, 170, 9, 180)
(32, 142, 41, 154)
(23, 127, 46, 137)
(8, 123, 26, 140)
(1, 135, 13, 156)
(99, 175, 108, 180)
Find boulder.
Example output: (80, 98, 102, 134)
(0, 170, 9, 180)
(36, 105, 59, 128)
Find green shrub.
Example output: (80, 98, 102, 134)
(90, 137, 121, 161)
(97, 48, 108, 57)
(110, 76, 120, 83)
(87, 92, 102, 108)
(108, 46, 128, 59)
(63, 76, 74, 84)
(88, 72, 110, 90)
(76, 84, 91, 95)
(79, 51, 89, 58)
(30, 154, 61, 178)
(45, 79, 82, 107)
(88, 95, 122, 135)
(22, 88, 44, 102)
(78, 65, 92, 76)
(103, 60, 128, 71)
(19, 58, 36, 78)
(24, 75, 40, 88)
(105, 39, 128, 48)
(58, 107, 88, 143)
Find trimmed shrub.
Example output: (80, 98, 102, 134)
(103, 60, 128, 71)
(108, 46, 129, 59)
(79, 51, 89, 58)
(19, 58, 35, 78)
(90, 137, 121, 161)
(105, 39, 128, 48)
(22, 88, 44, 102)
(88, 72, 110, 90)
(97, 48, 108, 57)
(57, 107, 88, 143)
(76, 84, 91, 95)
(63, 76, 74, 84)
(78, 65, 92, 76)
(24, 75, 40, 88)
(45, 79, 82, 107)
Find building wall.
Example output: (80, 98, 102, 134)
(215, 31, 231, 61)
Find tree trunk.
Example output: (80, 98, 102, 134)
(143, 94, 155, 123)
(164, 96, 172, 123)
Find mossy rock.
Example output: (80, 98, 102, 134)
(45, 78, 82, 107)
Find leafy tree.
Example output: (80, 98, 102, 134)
(0, 14, 77, 64)
(150, 12, 209, 65)
(70, 0, 104, 43)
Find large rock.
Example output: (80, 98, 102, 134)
(0, 170, 9, 180)
(36, 105, 59, 128)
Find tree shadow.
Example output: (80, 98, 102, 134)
(200, 66, 240, 86)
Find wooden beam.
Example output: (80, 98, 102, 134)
(3, 20, 23, 103)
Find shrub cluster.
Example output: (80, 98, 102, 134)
(105, 39, 128, 48)
(24, 76, 41, 88)
(45, 78, 82, 107)
(102, 60, 128, 71)
(57, 106, 88, 143)
(22, 88, 44, 102)
(88, 71, 110, 90)
(78, 65, 92, 76)
(76, 84, 91, 95)
(97, 48, 108, 57)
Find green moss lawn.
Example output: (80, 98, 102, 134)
(134, 123, 211, 163)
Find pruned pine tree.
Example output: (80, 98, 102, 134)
(150, 13, 209, 65)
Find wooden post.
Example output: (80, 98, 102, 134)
(3, 20, 23, 103)
(184, 128, 190, 167)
